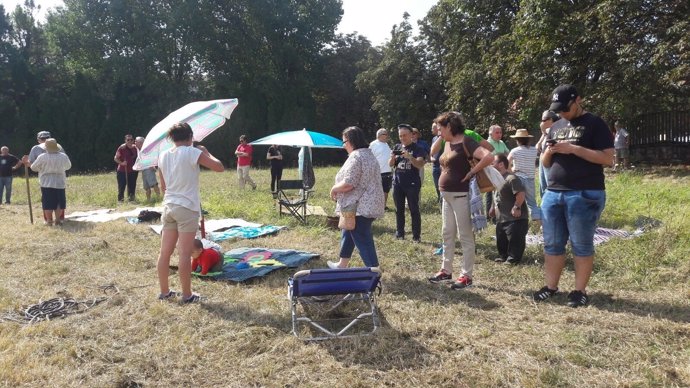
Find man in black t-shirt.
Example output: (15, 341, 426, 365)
(0, 146, 23, 204)
(266, 145, 283, 192)
(533, 85, 614, 308)
(389, 124, 428, 242)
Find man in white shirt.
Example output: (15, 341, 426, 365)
(369, 128, 392, 209)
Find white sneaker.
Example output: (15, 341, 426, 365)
(327, 261, 343, 269)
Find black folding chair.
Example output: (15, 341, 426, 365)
(276, 180, 312, 224)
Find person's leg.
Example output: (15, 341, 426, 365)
(335, 228, 356, 268)
(177, 231, 197, 298)
(432, 167, 441, 203)
(451, 192, 474, 277)
(565, 190, 606, 293)
(145, 188, 151, 201)
(5, 177, 12, 203)
(153, 184, 160, 197)
(237, 166, 245, 189)
(485, 192, 494, 223)
(350, 216, 378, 267)
(270, 167, 278, 192)
(506, 218, 529, 261)
(541, 190, 569, 290)
(41, 187, 55, 225)
(117, 171, 126, 201)
(496, 221, 509, 260)
(128, 171, 138, 200)
(54, 188, 66, 225)
(407, 187, 422, 241)
(157, 228, 178, 295)
(440, 192, 456, 273)
(392, 185, 406, 238)
(521, 176, 540, 221)
(0, 177, 8, 203)
(246, 167, 256, 189)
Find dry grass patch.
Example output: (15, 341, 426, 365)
(0, 166, 687, 387)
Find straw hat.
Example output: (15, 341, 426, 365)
(510, 129, 534, 138)
(44, 138, 60, 153)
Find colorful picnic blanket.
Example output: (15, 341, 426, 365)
(192, 247, 319, 282)
(208, 225, 284, 242)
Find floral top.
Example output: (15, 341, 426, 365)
(334, 148, 385, 219)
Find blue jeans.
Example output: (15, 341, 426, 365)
(538, 160, 550, 199)
(518, 176, 540, 220)
(0, 176, 12, 203)
(541, 189, 606, 256)
(432, 165, 441, 203)
(339, 216, 379, 267)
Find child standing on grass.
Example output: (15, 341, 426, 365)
(156, 123, 224, 303)
(190, 239, 223, 275)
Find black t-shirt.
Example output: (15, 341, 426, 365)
(392, 142, 427, 187)
(547, 113, 613, 190)
(268, 146, 283, 169)
(0, 154, 20, 177)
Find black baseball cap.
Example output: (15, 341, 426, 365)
(549, 84, 579, 113)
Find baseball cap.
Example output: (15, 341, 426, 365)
(37, 131, 51, 139)
(549, 84, 578, 113)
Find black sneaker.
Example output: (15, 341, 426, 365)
(428, 270, 452, 283)
(181, 293, 202, 304)
(533, 286, 558, 302)
(567, 290, 589, 308)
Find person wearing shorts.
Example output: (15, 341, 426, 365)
(156, 122, 224, 303)
(135, 137, 161, 200)
(23, 138, 71, 225)
(534, 85, 614, 308)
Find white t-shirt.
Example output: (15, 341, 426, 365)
(31, 152, 71, 189)
(368, 139, 391, 174)
(509, 145, 539, 179)
(158, 145, 202, 211)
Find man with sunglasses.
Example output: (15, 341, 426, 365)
(533, 85, 614, 308)
(389, 124, 428, 243)
(114, 134, 139, 202)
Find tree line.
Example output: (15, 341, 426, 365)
(1, 0, 687, 171)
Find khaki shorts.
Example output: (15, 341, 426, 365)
(162, 203, 199, 233)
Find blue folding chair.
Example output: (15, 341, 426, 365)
(288, 268, 382, 340)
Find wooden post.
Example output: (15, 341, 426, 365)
(24, 164, 34, 224)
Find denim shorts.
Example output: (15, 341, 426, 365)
(541, 189, 606, 257)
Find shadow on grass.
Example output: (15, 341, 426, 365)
(200, 300, 292, 333)
(385, 274, 501, 310)
(592, 293, 690, 324)
(315, 309, 436, 372)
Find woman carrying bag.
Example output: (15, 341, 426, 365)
(328, 126, 385, 269)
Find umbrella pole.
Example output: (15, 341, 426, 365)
(200, 205, 206, 239)
(24, 165, 34, 224)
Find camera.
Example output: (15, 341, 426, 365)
(546, 139, 557, 146)
(392, 149, 403, 156)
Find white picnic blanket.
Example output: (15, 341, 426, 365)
(149, 218, 262, 235)
(66, 207, 164, 223)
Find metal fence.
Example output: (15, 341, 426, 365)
(629, 111, 690, 164)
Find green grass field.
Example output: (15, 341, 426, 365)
(0, 165, 688, 387)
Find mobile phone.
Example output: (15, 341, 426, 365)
(546, 139, 557, 146)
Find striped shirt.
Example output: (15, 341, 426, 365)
(508, 145, 538, 178)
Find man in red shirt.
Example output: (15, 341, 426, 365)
(235, 134, 256, 190)
(113, 134, 139, 201)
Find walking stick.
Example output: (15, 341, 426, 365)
(200, 205, 206, 239)
(24, 164, 34, 224)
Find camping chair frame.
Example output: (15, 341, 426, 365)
(276, 179, 312, 224)
(288, 268, 382, 341)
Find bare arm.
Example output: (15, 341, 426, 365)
(462, 146, 493, 182)
(545, 142, 614, 167)
(198, 146, 225, 172)
(479, 139, 494, 152)
(430, 137, 443, 161)
(158, 167, 166, 193)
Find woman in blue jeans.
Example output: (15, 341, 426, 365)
(328, 126, 385, 269)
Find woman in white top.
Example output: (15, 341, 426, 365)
(156, 123, 224, 303)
